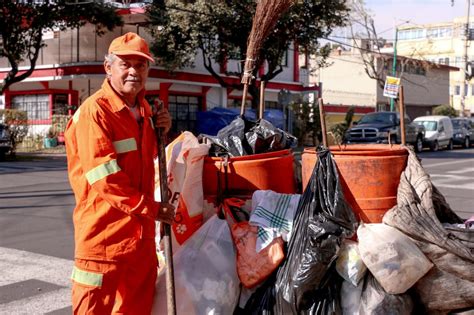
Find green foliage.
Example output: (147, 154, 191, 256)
(0, 1, 123, 94)
(329, 106, 355, 145)
(51, 114, 70, 135)
(0, 109, 29, 155)
(290, 101, 321, 146)
(432, 105, 457, 117)
(148, 0, 349, 104)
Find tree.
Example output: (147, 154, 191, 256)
(0, 0, 123, 94)
(347, 0, 434, 90)
(329, 106, 354, 145)
(432, 104, 458, 117)
(147, 0, 349, 108)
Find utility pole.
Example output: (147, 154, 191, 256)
(390, 26, 398, 112)
(460, 0, 471, 117)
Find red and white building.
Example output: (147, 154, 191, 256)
(0, 2, 320, 138)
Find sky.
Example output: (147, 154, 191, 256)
(364, 0, 467, 40)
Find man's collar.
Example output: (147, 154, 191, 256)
(101, 79, 150, 115)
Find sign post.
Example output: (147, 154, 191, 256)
(383, 76, 401, 105)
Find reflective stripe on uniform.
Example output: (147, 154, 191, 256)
(113, 138, 137, 154)
(72, 108, 81, 123)
(71, 266, 103, 287)
(85, 159, 121, 185)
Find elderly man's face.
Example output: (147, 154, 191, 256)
(104, 55, 149, 104)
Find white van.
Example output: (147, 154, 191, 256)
(413, 115, 454, 151)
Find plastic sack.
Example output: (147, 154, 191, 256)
(221, 198, 285, 289)
(340, 280, 363, 315)
(359, 274, 413, 315)
(273, 147, 357, 314)
(200, 116, 296, 157)
(154, 131, 210, 248)
(336, 240, 367, 286)
(152, 215, 240, 315)
(231, 222, 285, 289)
(357, 223, 433, 294)
(243, 270, 279, 315)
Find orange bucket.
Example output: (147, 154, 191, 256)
(203, 149, 297, 201)
(302, 144, 408, 223)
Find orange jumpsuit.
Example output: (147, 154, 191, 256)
(65, 79, 159, 314)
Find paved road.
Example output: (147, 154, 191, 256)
(419, 148, 474, 220)
(0, 155, 74, 314)
(0, 149, 472, 314)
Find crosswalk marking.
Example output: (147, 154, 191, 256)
(428, 166, 474, 191)
(0, 247, 73, 314)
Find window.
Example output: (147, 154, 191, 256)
(168, 95, 202, 136)
(438, 57, 449, 65)
(455, 85, 461, 95)
(11, 94, 49, 121)
(53, 94, 68, 115)
(455, 56, 462, 67)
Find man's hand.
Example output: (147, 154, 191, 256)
(156, 202, 175, 225)
(153, 103, 172, 134)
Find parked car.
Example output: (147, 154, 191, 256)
(413, 116, 453, 151)
(344, 111, 425, 152)
(0, 123, 12, 159)
(451, 117, 473, 148)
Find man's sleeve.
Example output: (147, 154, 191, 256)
(74, 105, 158, 219)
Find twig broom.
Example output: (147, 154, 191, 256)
(240, 0, 295, 116)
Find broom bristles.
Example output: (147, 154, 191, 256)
(241, 0, 295, 85)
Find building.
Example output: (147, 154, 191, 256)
(310, 44, 454, 123)
(394, 17, 474, 116)
(0, 1, 318, 140)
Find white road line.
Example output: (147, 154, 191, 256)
(448, 167, 474, 174)
(433, 183, 474, 190)
(422, 159, 474, 168)
(0, 247, 73, 314)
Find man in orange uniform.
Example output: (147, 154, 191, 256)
(65, 32, 175, 314)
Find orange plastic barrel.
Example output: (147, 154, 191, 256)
(203, 149, 297, 201)
(302, 144, 408, 223)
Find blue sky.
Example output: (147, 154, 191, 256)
(365, 0, 467, 39)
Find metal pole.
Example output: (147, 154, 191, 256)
(390, 27, 398, 112)
(460, 0, 471, 117)
(76, 27, 80, 62)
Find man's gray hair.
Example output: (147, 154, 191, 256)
(104, 53, 150, 66)
(104, 53, 116, 64)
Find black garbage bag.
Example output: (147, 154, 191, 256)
(199, 116, 297, 157)
(246, 118, 297, 155)
(273, 146, 357, 314)
(243, 269, 279, 315)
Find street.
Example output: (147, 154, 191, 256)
(0, 149, 473, 314)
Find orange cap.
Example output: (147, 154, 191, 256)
(108, 32, 154, 63)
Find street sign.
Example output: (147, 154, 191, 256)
(383, 76, 401, 99)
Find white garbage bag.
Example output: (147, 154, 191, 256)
(357, 223, 433, 294)
(152, 215, 240, 315)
